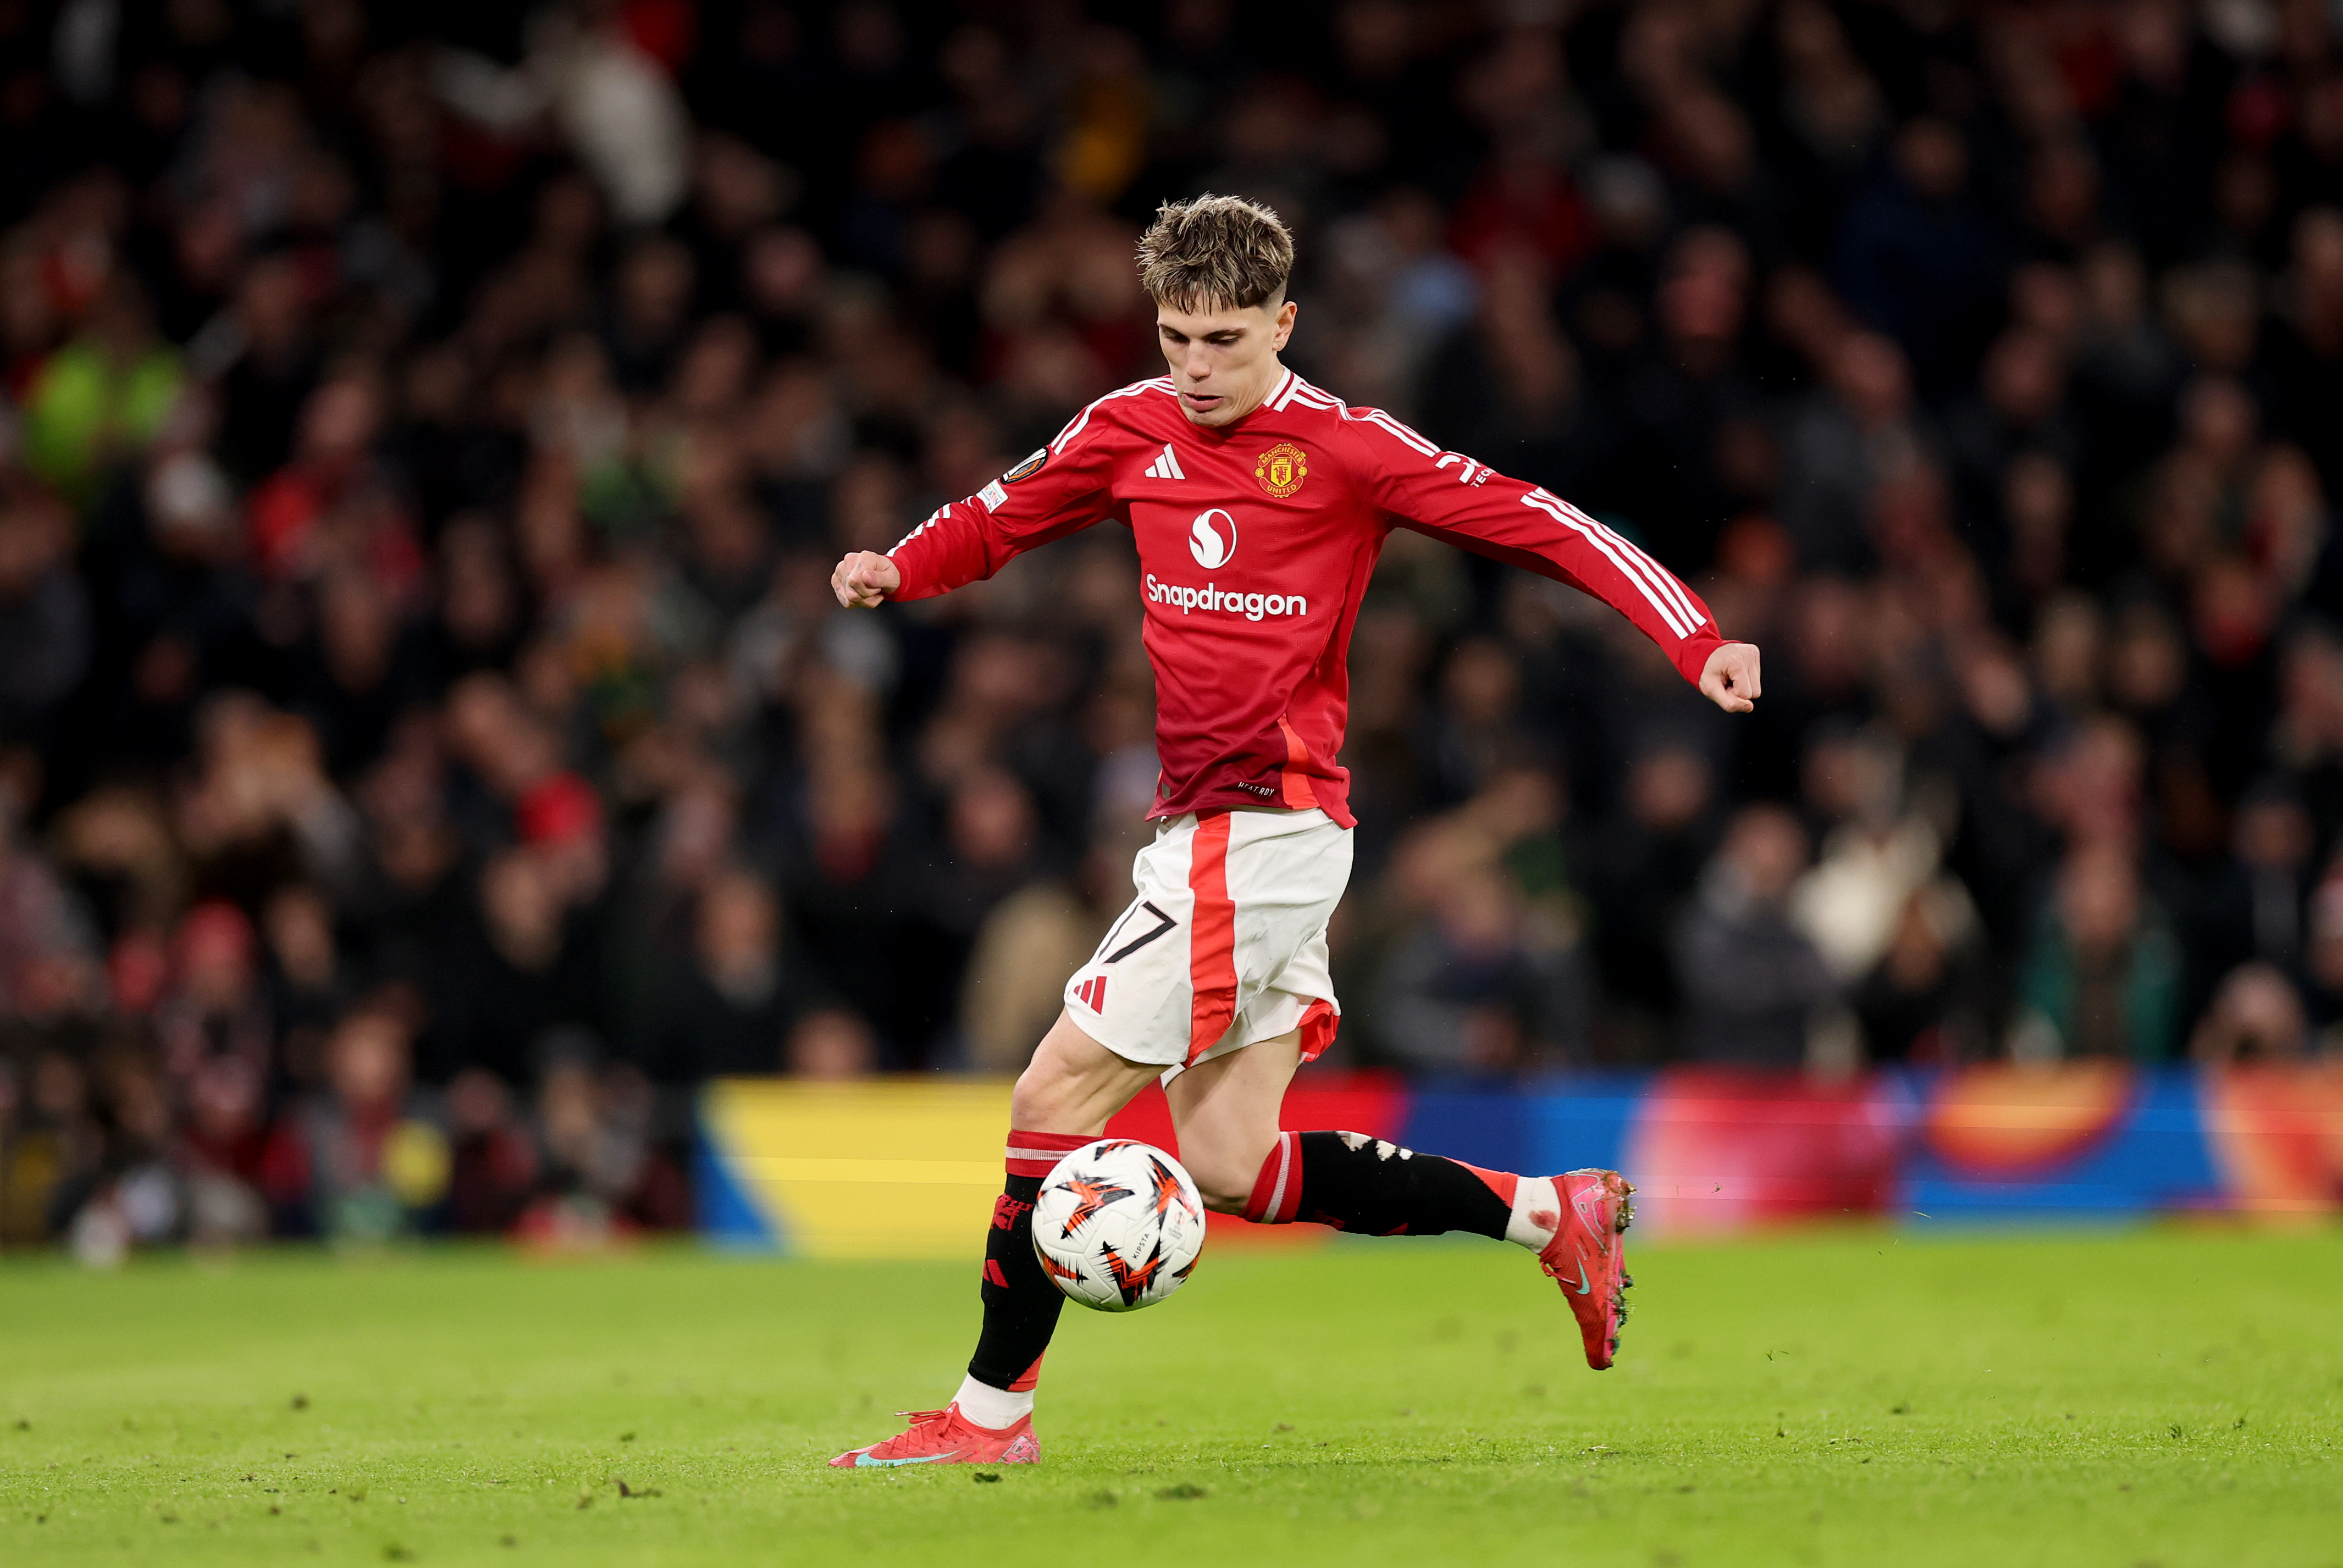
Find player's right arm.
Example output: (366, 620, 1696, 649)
(831, 422, 1120, 610)
(832, 550, 900, 607)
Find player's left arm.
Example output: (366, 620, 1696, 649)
(1345, 413, 1760, 713)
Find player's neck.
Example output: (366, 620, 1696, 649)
(1180, 356, 1286, 430)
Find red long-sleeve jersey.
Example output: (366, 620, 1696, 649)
(886, 369, 1728, 828)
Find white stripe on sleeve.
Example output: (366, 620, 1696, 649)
(1565, 501, 1705, 630)
(1521, 491, 1695, 640)
(1358, 408, 1440, 456)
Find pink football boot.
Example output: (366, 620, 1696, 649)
(829, 1404, 1040, 1469)
(1537, 1168, 1635, 1370)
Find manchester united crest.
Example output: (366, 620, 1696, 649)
(1255, 441, 1308, 498)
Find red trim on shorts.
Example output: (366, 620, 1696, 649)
(1242, 1131, 1302, 1223)
(1004, 1129, 1092, 1178)
(1296, 997, 1339, 1063)
(1276, 716, 1320, 810)
(1185, 812, 1237, 1065)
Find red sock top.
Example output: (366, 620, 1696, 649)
(1242, 1131, 1303, 1224)
(1461, 1162, 1519, 1206)
(1004, 1129, 1093, 1178)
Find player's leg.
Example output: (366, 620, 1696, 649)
(835, 817, 1222, 1468)
(958, 1011, 1159, 1413)
(1161, 1023, 1299, 1210)
(1176, 1005, 1633, 1370)
(829, 1010, 1157, 1469)
(1170, 1025, 1527, 1233)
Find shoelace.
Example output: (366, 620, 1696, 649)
(875, 1411, 957, 1455)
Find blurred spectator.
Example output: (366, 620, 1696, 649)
(19, 275, 182, 509)
(1579, 742, 1717, 1050)
(441, 1068, 538, 1235)
(180, 1053, 269, 1246)
(264, 1002, 447, 1243)
(173, 697, 364, 900)
(1847, 882, 1990, 1065)
(428, 846, 602, 1087)
(1605, 226, 1761, 566)
(787, 1007, 880, 1080)
(0, 479, 91, 741)
(1421, 638, 1535, 806)
(152, 899, 270, 1084)
(515, 1054, 687, 1248)
(1374, 845, 1592, 1077)
(1674, 804, 1839, 1067)
(2302, 879, 2343, 1051)
(245, 371, 421, 595)
(1778, 331, 1919, 572)
(784, 757, 944, 1065)
(260, 883, 343, 1082)
(2191, 962, 2310, 1065)
(960, 845, 1119, 1074)
(2212, 784, 2318, 974)
(1835, 118, 2004, 397)
(1790, 726, 1936, 980)
(922, 765, 1051, 958)
(1367, 764, 1594, 1075)
(0, 1052, 101, 1246)
(642, 865, 804, 1082)
(64, 1059, 180, 1266)
(1417, 242, 1585, 492)
(1790, 726, 1990, 1062)
(2013, 842, 2184, 1062)
(0, 806, 104, 1023)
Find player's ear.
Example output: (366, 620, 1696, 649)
(1270, 297, 1297, 350)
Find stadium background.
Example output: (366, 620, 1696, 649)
(0, 0, 2340, 1261)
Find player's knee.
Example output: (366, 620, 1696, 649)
(1007, 1062, 1070, 1131)
(1009, 1020, 1085, 1127)
(1008, 1011, 1150, 1133)
(1178, 1135, 1276, 1214)
(1194, 1180, 1250, 1216)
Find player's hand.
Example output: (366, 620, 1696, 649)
(831, 551, 900, 608)
(1699, 642, 1762, 713)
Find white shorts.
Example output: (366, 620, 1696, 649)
(1064, 808, 1351, 1075)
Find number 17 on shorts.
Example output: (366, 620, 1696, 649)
(1062, 808, 1352, 1075)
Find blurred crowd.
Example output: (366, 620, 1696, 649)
(4, 0, 2343, 1256)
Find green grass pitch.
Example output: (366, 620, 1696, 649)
(2, 1227, 2339, 1566)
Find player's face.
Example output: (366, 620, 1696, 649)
(1155, 296, 1299, 426)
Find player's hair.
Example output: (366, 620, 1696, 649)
(1136, 193, 1295, 313)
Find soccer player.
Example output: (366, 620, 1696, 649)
(828, 195, 1761, 1469)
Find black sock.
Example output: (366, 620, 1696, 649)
(1246, 1130, 1512, 1238)
(967, 1132, 1087, 1393)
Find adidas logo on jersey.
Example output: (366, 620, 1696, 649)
(1143, 444, 1186, 480)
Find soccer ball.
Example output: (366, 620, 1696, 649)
(1031, 1139, 1205, 1312)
